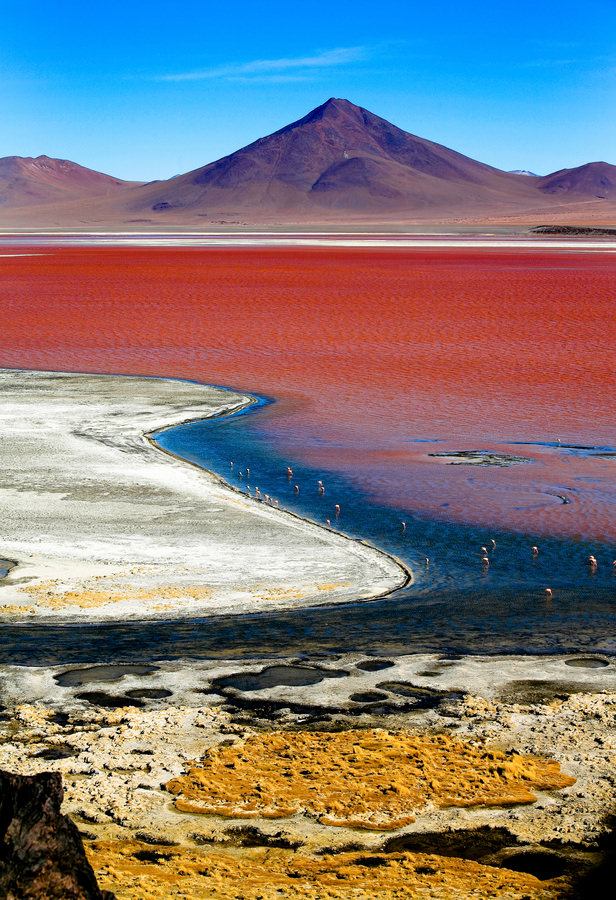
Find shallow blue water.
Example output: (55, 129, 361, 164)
(1, 394, 613, 665)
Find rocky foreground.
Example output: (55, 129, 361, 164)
(0, 665, 613, 898)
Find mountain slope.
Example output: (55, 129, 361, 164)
(0, 155, 140, 208)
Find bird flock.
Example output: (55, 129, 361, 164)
(229, 459, 613, 598)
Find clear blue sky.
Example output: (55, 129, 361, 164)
(1, 0, 614, 181)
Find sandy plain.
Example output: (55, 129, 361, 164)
(0, 369, 407, 621)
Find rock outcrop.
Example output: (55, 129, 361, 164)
(0, 769, 114, 899)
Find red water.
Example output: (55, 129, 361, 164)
(1, 245, 615, 541)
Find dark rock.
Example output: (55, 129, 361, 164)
(0, 769, 114, 899)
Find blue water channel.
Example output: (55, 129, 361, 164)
(1, 392, 614, 665)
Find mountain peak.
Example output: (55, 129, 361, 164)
(281, 97, 365, 132)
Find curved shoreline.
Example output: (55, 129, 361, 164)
(0, 368, 409, 622)
(147, 406, 413, 606)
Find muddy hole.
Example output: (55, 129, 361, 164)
(355, 659, 395, 672)
(376, 681, 457, 709)
(565, 657, 609, 669)
(224, 826, 301, 850)
(354, 856, 391, 868)
(125, 688, 173, 700)
(33, 744, 77, 760)
(132, 849, 174, 864)
(55, 664, 159, 687)
(499, 680, 601, 704)
(350, 691, 389, 704)
(74, 691, 145, 709)
(500, 850, 570, 880)
(211, 665, 348, 692)
(383, 826, 519, 860)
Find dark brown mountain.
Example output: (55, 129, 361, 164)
(0, 155, 139, 208)
(120, 98, 544, 218)
(536, 161, 616, 200)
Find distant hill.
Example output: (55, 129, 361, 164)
(536, 162, 616, 199)
(509, 170, 540, 177)
(0, 155, 140, 208)
(0, 101, 614, 226)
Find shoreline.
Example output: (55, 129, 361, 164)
(146, 415, 413, 608)
(2, 231, 616, 250)
(0, 368, 408, 623)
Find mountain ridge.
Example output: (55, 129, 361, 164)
(1, 99, 614, 225)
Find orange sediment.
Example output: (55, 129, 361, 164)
(165, 729, 575, 829)
(87, 840, 564, 899)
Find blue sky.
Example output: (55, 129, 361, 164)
(1, 0, 614, 180)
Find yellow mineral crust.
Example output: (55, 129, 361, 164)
(87, 841, 562, 899)
(254, 587, 306, 602)
(165, 729, 575, 829)
(24, 580, 213, 609)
